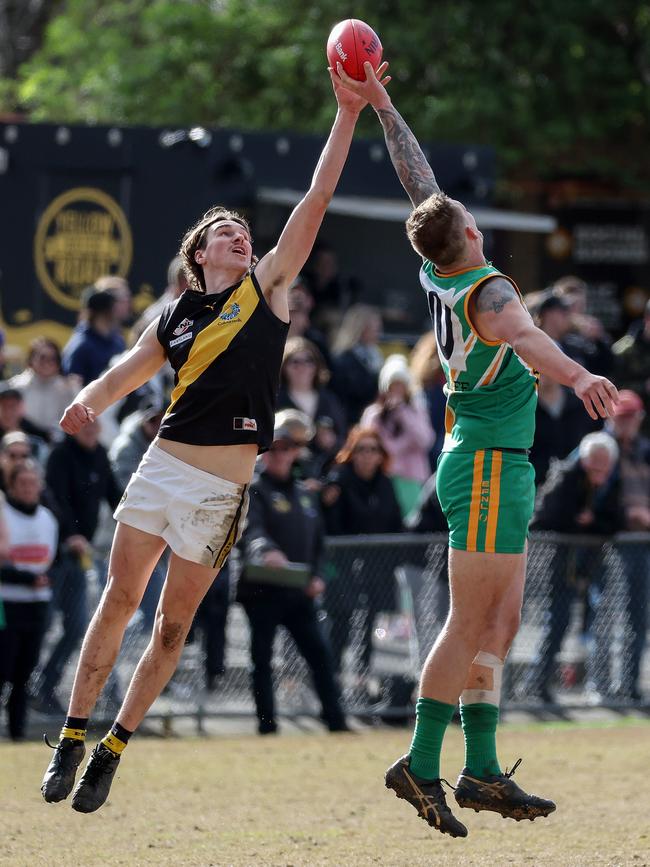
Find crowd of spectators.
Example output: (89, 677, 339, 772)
(0, 262, 649, 740)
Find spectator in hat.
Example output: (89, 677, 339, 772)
(9, 338, 80, 444)
(62, 286, 126, 385)
(236, 414, 348, 735)
(613, 299, 650, 436)
(360, 353, 435, 516)
(277, 337, 347, 451)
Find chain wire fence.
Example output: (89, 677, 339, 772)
(26, 530, 650, 732)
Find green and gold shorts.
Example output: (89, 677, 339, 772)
(435, 449, 535, 554)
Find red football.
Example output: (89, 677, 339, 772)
(327, 19, 382, 82)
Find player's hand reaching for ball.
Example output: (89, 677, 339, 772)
(334, 60, 392, 111)
(573, 371, 619, 420)
(60, 400, 96, 434)
(328, 63, 390, 114)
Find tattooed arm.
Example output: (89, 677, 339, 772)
(375, 105, 439, 206)
(470, 278, 618, 420)
(333, 61, 438, 206)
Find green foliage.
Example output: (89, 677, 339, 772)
(3, 0, 650, 187)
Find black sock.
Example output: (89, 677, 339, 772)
(101, 721, 133, 755)
(111, 722, 133, 744)
(65, 716, 89, 730)
(60, 715, 89, 742)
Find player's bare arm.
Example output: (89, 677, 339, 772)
(470, 277, 619, 420)
(334, 61, 439, 207)
(60, 318, 166, 434)
(255, 64, 387, 319)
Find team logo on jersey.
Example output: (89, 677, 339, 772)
(219, 302, 241, 322)
(172, 317, 193, 336)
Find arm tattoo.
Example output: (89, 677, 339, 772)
(475, 278, 518, 314)
(376, 106, 440, 206)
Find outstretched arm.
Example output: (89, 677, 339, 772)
(255, 64, 389, 318)
(470, 278, 619, 420)
(60, 319, 166, 434)
(335, 61, 439, 207)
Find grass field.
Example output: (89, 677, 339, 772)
(3, 719, 649, 866)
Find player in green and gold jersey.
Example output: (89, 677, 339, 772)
(336, 60, 618, 839)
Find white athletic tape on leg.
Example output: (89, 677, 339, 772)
(460, 651, 503, 706)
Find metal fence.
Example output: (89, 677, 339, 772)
(28, 532, 650, 731)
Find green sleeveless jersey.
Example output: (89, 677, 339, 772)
(420, 260, 538, 453)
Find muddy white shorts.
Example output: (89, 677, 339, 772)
(113, 443, 249, 568)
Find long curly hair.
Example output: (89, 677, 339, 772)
(179, 206, 256, 292)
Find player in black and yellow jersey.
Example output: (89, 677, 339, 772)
(41, 64, 389, 814)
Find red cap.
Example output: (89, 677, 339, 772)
(613, 389, 644, 416)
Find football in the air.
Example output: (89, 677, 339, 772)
(327, 19, 382, 81)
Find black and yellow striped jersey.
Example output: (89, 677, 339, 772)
(156, 270, 289, 451)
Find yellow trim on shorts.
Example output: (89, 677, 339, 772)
(214, 486, 247, 569)
(466, 449, 485, 552)
(485, 450, 503, 553)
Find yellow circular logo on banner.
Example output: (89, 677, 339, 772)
(34, 187, 133, 310)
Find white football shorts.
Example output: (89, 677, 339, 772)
(113, 443, 249, 568)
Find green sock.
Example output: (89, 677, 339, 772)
(408, 697, 455, 781)
(460, 702, 501, 777)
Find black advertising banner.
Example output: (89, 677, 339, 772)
(543, 204, 650, 336)
(0, 121, 494, 351)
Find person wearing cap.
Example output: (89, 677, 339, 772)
(40, 69, 371, 813)
(61, 286, 126, 386)
(604, 389, 650, 701)
(534, 291, 573, 345)
(360, 353, 435, 516)
(236, 415, 348, 735)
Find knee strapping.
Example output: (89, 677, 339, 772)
(460, 650, 503, 706)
